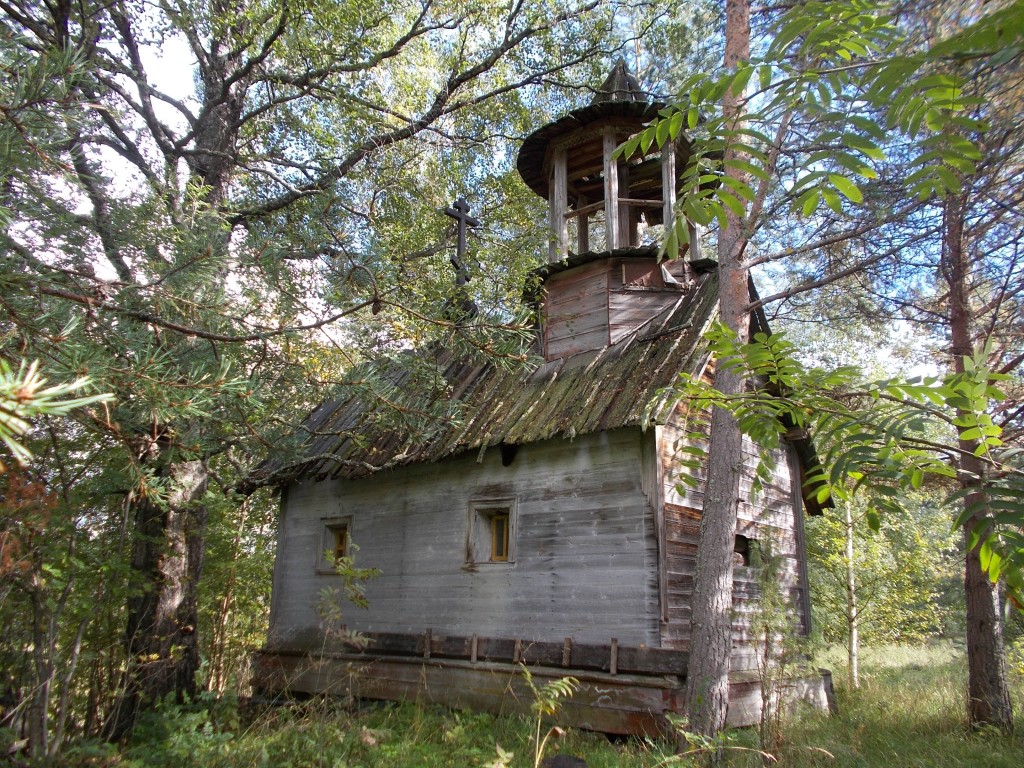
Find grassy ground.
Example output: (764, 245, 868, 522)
(763, 643, 1024, 768)
(61, 643, 1024, 767)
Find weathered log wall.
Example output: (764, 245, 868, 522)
(657, 404, 811, 671)
(543, 259, 610, 358)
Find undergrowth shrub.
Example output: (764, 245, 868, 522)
(35, 643, 1024, 768)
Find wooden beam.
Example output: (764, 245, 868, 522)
(616, 198, 664, 207)
(300, 630, 690, 676)
(577, 195, 590, 253)
(550, 148, 568, 262)
(603, 127, 619, 249)
(253, 651, 685, 737)
(619, 163, 633, 247)
(662, 145, 678, 259)
(566, 200, 605, 219)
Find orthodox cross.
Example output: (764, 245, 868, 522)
(444, 197, 480, 286)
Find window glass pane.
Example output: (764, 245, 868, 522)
(490, 514, 509, 561)
(333, 526, 348, 560)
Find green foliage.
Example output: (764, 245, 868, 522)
(517, 665, 580, 768)
(808, 496, 959, 645)
(113, 697, 672, 768)
(749, 535, 810, 760)
(315, 542, 381, 652)
(0, 358, 111, 467)
(617, 0, 1018, 254)
(33, 645, 1023, 767)
(655, 324, 1024, 604)
(787, 643, 1024, 768)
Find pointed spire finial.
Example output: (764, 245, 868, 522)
(591, 59, 648, 105)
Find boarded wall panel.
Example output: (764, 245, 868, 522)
(269, 428, 661, 651)
(608, 290, 684, 343)
(543, 261, 610, 358)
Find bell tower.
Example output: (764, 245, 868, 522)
(517, 60, 693, 262)
(518, 62, 706, 361)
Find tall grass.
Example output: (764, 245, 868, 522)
(53, 643, 1023, 767)
(736, 643, 1024, 767)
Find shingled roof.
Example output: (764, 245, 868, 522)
(248, 270, 720, 489)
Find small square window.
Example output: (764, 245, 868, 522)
(467, 499, 516, 565)
(318, 516, 352, 574)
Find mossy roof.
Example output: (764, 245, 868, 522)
(250, 270, 720, 488)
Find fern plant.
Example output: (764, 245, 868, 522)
(490, 665, 579, 768)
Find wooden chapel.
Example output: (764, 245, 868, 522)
(249, 61, 831, 733)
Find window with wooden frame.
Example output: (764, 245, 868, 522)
(466, 499, 517, 566)
(317, 516, 352, 574)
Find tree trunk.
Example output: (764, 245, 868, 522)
(844, 504, 859, 689)
(28, 584, 51, 756)
(208, 497, 250, 694)
(682, 0, 751, 742)
(109, 459, 209, 739)
(944, 193, 1013, 733)
(103, 10, 244, 736)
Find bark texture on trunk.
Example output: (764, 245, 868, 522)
(682, 0, 751, 741)
(963, 520, 1012, 731)
(944, 194, 1013, 733)
(683, 391, 744, 737)
(110, 459, 209, 739)
(844, 504, 859, 689)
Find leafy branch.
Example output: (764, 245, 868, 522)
(0, 359, 112, 468)
(653, 324, 1024, 604)
(616, 0, 1010, 260)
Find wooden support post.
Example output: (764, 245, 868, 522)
(687, 222, 701, 270)
(562, 637, 572, 667)
(610, 638, 619, 675)
(618, 163, 633, 246)
(513, 638, 522, 664)
(423, 628, 432, 659)
(549, 148, 568, 262)
(603, 127, 620, 250)
(661, 143, 678, 259)
(470, 634, 478, 663)
(576, 195, 589, 253)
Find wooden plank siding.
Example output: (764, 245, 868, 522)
(609, 291, 686, 344)
(542, 260, 609, 358)
(657, 404, 812, 672)
(267, 428, 661, 654)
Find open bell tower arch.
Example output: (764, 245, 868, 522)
(517, 60, 696, 262)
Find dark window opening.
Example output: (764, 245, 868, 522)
(490, 513, 509, 561)
(318, 516, 353, 574)
(734, 534, 751, 566)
